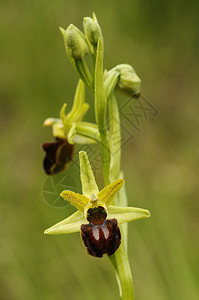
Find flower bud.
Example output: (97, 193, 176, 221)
(107, 64, 141, 97)
(83, 17, 99, 46)
(65, 24, 89, 60)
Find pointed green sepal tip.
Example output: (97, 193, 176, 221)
(44, 210, 86, 235)
(44, 222, 81, 235)
(59, 27, 66, 39)
(108, 205, 150, 224)
(79, 151, 99, 196)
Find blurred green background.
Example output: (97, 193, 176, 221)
(1, 0, 198, 299)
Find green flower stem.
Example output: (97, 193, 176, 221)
(92, 45, 97, 68)
(94, 36, 135, 298)
(109, 174, 134, 300)
(109, 243, 134, 300)
(107, 94, 134, 299)
(118, 173, 128, 250)
(75, 59, 93, 90)
(96, 82, 134, 297)
(100, 134, 110, 186)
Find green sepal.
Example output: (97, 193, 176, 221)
(68, 122, 100, 144)
(108, 205, 150, 223)
(67, 79, 85, 122)
(117, 172, 128, 250)
(44, 210, 86, 235)
(79, 151, 99, 196)
(97, 179, 124, 206)
(60, 190, 89, 212)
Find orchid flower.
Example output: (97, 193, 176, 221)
(44, 151, 150, 257)
(42, 80, 100, 174)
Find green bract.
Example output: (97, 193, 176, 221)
(44, 151, 150, 235)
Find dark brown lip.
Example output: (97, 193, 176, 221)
(42, 138, 74, 175)
(81, 218, 121, 258)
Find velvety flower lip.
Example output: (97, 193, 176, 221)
(81, 217, 121, 258)
(42, 138, 74, 175)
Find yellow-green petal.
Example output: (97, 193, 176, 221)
(60, 190, 89, 212)
(44, 210, 86, 235)
(108, 205, 150, 224)
(60, 103, 67, 125)
(97, 179, 124, 206)
(75, 103, 90, 122)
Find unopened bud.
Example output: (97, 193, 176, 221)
(65, 24, 89, 60)
(83, 17, 99, 46)
(107, 64, 141, 97)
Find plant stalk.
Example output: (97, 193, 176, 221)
(94, 34, 134, 300)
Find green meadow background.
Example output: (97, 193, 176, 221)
(0, 0, 198, 299)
